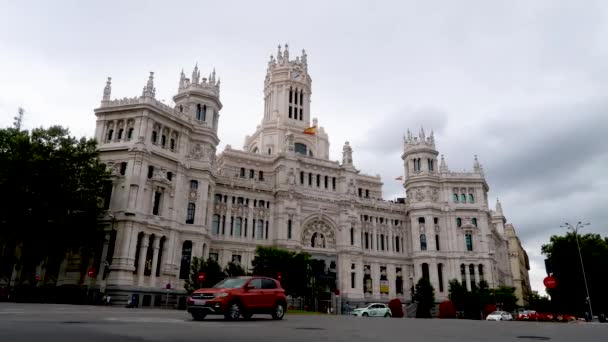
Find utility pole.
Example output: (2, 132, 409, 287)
(13, 107, 24, 130)
(561, 222, 593, 321)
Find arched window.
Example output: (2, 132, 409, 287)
(249, 169, 255, 179)
(252, 147, 259, 154)
(478, 264, 484, 282)
(118, 128, 124, 140)
(420, 234, 427, 251)
(133, 232, 144, 274)
(421, 263, 430, 281)
(167, 172, 173, 181)
(170, 138, 176, 150)
(161, 134, 166, 147)
(469, 193, 474, 203)
(453, 194, 459, 203)
(186, 203, 195, 224)
(179, 105, 183, 112)
(437, 263, 444, 292)
(465, 233, 473, 251)
(190, 180, 198, 190)
(107, 129, 114, 142)
(196, 104, 202, 120)
(300, 171, 304, 184)
(294, 143, 307, 156)
(456, 218, 462, 227)
(324, 175, 328, 188)
(202, 105, 207, 121)
(469, 264, 476, 289)
(120, 162, 127, 176)
(151, 131, 157, 144)
(256, 220, 264, 240)
(128, 128, 134, 140)
(212, 215, 220, 234)
(395, 236, 400, 252)
(461, 194, 466, 203)
(240, 168, 245, 177)
(472, 218, 478, 227)
(418, 217, 425, 224)
(460, 264, 466, 286)
(179, 241, 192, 279)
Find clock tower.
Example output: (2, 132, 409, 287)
(245, 44, 330, 159)
(262, 44, 311, 127)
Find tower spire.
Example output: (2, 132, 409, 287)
(440, 154, 448, 172)
(102, 77, 112, 104)
(283, 43, 289, 62)
(496, 198, 504, 216)
(179, 69, 186, 91)
(142, 72, 155, 98)
(192, 63, 200, 85)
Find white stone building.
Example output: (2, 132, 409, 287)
(90, 45, 528, 307)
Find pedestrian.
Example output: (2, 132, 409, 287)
(106, 295, 111, 306)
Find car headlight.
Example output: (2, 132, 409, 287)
(214, 292, 228, 298)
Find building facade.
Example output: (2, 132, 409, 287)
(87, 45, 529, 307)
(505, 223, 532, 307)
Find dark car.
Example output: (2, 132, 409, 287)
(187, 276, 287, 321)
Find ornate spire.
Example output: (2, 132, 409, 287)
(178, 69, 186, 91)
(419, 126, 426, 140)
(473, 155, 484, 174)
(342, 141, 354, 167)
(211, 68, 216, 83)
(301, 49, 307, 68)
(142, 72, 155, 98)
(496, 198, 504, 216)
(102, 77, 112, 104)
(440, 154, 449, 172)
(192, 63, 200, 85)
(277, 44, 282, 64)
(283, 43, 289, 62)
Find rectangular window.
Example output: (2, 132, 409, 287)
(170, 138, 175, 150)
(120, 162, 127, 175)
(316, 174, 320, 187)
(358, 188, 362, 197)
(161, 135, 166, 147)
(324, 176, 328, 188)
(300, 171, 304, 184)
(259, 171, 264, 181)
(365, 189, 369, 198)
(147, 166, 154, 179)
(289, 106, 292, 119)
(351, 272, 356, 289)
(240, 168, 245, 177)
(221, 215, 226, 235)
(396, 268, 403, 294)
(435, 234, 440, 251)
(332, 177, 336, 190)
(256, 220, 264, 240)
(212, 215, 220, 234)
(250, 169, 255, 179)
(152, 191, 162, 215)
(186, 203, 195, 224)
(365, 233, 369, 249)
(265, 221, 269, 239)
(380, 234, 385, 250)
(350, 228, 354, 246)
(235, 217, 242, 236)
(466, 234, 473, 251)
(230, 216, 234, 236)
(287, 219, 292, 239)
(244, 218, 248, 237)
(395, 237, 400, 252)
(308, 173, 312, 186)
(167, 172, 172, 181)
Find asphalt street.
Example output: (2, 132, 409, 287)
(0, 303, 606, 342)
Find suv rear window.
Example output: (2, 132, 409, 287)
(261, 278, 277, 289)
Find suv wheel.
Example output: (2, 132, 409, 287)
(272, 302, 285, 320)
(225, 303, 241, 320)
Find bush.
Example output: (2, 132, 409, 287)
(388, 298, 404, 318)
(438, 300, 456, 318)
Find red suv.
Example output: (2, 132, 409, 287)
(187, 276, 287, 321)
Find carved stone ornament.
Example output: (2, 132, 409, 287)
(415, 188, 425, 202)
(189, 191, 197, 200)
(431, 188, 439, 202)
(191, 143, 202, 160)
(301, 220, 335, 249)
(418, 225, 426, 234)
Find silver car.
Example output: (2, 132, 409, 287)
(351, 303, 392, 317)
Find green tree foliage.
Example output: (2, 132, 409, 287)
(542, 232, 608, 315)
(448, 279, 467, 312)
(527, 291, 553, 312)
(251, 246, 313, 297)
(0, 126, 110, 285)
(414, 278, 435, 318)
(448, 278, 519, 319)
(224, 262, 246, 277)
(492, 286, 518, 313)
(184, 257, 227, 293)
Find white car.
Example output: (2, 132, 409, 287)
(352, 303, 392, 317)
(486, 311, 513, 321)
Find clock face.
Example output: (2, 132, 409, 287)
(292, 72, 301, 80)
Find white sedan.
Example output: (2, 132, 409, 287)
(352, 303, 392, 317)
(486, 311, 513, 321)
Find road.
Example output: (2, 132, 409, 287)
(0, 303, 606, 342)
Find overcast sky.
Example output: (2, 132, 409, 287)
(1, 0, 606, 295)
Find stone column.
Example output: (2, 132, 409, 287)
(473, 263, 479, 287)
(150, 237, 161, 288)
(137, 233, 149, 286)
(465, 265, 472, 291)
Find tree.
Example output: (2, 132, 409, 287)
(492, 286, 518, 313)
(0, 126, 110, 286)
(251, 246, 312, 298)
(414, 278, 435, 318)
(448, 279, 467, 312)
(184, 257, 226, 293)
(225, 262, 245, 277)
(527, 291, 552, 313)
(542, 232, 608, 315)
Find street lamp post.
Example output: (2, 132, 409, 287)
(561, 222, 593, 321)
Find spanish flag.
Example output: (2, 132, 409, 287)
(395, 176, 403, 181)
(303, 126, 317, 135)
